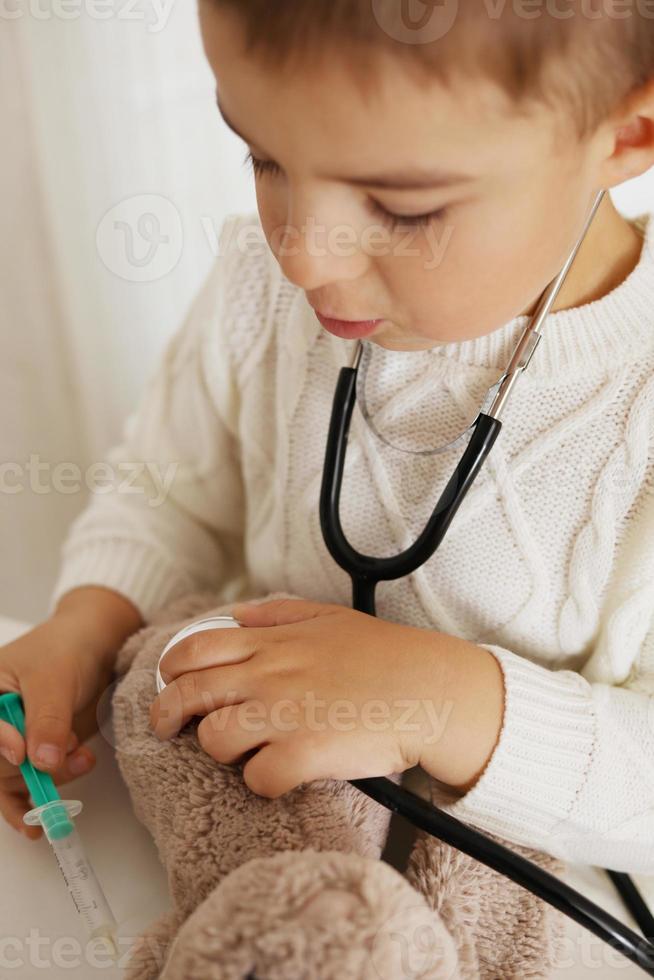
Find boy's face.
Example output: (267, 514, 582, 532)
(200, 3, 606, 352)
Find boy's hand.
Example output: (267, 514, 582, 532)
(0, 726, 96, 839)
(0, 619, 112, 838)
(149, 597, 504, 798)
(0, 592, 140, 839)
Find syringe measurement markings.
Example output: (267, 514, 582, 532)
(71, 883, 100, 912)
(74, 858, 89, 881)
(53, 851, 101, 919)
(70, 873, 100, 915)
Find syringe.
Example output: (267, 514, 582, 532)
(0, 692, 118, 959)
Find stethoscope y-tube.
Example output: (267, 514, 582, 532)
(318, 189, 654, 974)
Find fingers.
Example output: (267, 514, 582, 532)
(20, 670, 77, 774)
(0, 729, 79, 780)
(4, 744, 95, 788)
(196, 706, 273, 764)
(240, 733, 391, 799)
(241, 741, 304, 798)
(0, 739, 96, 839)
(150, 665, 254, 740)
(0, 787, 44, 839)
(157, 628, 256, 688)
(0, 718, 25, 768)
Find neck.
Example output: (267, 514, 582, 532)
(521, 192, 644, 318)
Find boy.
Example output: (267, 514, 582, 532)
(1, 0, 653, 927)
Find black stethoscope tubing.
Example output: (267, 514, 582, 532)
(318, 349, 654, 976)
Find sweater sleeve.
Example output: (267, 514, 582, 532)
(420, 485, 654, 875)
(425, 642, 654, 874)
(48, 219, 250, 623)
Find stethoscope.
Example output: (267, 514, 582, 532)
(318, 188, 654, 975)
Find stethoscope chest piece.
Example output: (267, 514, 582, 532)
(155, 615, 242, 693)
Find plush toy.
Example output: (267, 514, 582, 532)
(111, 590, 565, 979)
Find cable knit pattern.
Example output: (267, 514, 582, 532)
(49, 208, 654, 893)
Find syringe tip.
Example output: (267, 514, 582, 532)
(91, 928, 119, 961)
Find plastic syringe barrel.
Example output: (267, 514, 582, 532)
(48, 818, 118, 941)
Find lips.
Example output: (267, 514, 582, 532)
(315, 309, 376, 321)
(314, 312, 383, 340)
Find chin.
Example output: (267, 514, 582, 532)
(373, 334, 447, 352)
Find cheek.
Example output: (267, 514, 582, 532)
(375, 198, 567, 343)
(255, 178, 583, 345)
(256, 189, 288, 250)
(375, 218, 510, 341)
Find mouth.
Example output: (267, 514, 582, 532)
(313, 311, 384, 340)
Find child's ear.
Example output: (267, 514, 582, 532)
(596, 75, 654, 187)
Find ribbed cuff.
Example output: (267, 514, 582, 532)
(427, 644, 598, 842)
(48, 540, 198, 623)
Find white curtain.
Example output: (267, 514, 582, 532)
(1, 1, 255, 622)
(1, 2, 652, 623)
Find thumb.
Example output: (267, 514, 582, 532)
(21, 671, 76, 773)
(230, 597, 337, 628)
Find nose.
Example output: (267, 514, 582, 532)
(272, 202, 369, 292)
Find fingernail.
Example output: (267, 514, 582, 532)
(34, 743, 61, 768)
(0, 746, 18, 766)
(69, 751, 93, 775)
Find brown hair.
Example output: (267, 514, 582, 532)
(208, 0, 654, 141)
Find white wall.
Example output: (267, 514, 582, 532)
(1, 2, 653, 623)
(0, 1, 256, 623)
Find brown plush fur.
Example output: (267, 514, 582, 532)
(111, 590, 566, 979)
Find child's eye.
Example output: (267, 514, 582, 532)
(368, 200, 448, 231)
(244, 150, 281, 178)
(244, 150, 448, 231)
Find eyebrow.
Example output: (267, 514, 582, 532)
(216, 96, 477, 190)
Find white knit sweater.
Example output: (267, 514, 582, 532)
(50, 209, 654, 882)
